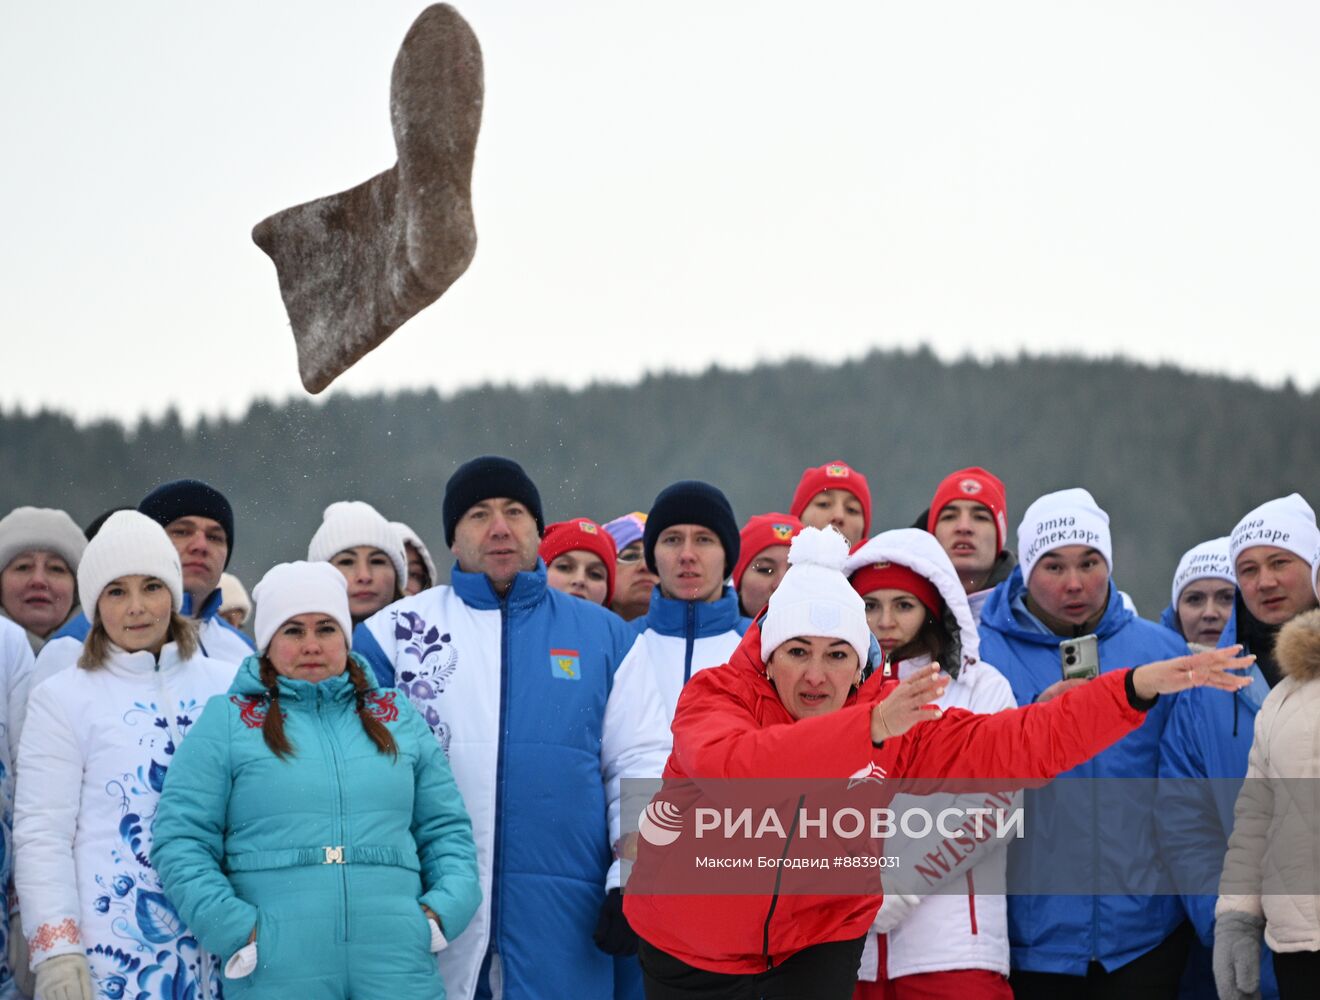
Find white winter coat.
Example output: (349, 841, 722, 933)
(14, 642, 234, 998)
(1217, 609, 1320, 954)
(845, 529, 1017, 981)
(0, 618, 35, 1000)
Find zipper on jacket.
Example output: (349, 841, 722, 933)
(316, 695, 351, 942)
(966, 871, 978, 934)
(490, 595, 512, 955)
(761, 794, 806, 970)
(154, 661, 183, 750)
(682, 603, 696, 685)
(1090, 776, 1099, 962)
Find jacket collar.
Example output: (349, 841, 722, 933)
(99, 641, 191, 679)
(451, 561, 548, 612)
(182, 588, 224, 623)
(640, 584, 743, 638)
(230, 652, 375, 704)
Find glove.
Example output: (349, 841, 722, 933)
(33, 953, 93, 1000)
(1213, 911, 1264, 1000)
(593, 888, 639, 956)
(8, 919, 36, 997)
(224, 941, 258, 980)
(871, 893, 921, 935)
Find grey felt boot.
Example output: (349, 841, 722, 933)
(253, 4, 483, 393)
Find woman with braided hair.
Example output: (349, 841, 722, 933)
(151, 561, 480, 999)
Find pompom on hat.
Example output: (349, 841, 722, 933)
(759, 526, 872, 666)
(77, 511, 184, 616)
(252, 561, 353, 654)
(308, 501, 408, 587)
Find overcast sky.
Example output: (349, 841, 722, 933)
(3, 1, 1317, 423)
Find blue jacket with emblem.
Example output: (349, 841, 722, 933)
(978, 567, 1188, 975)
(352, 564, 671, 1000)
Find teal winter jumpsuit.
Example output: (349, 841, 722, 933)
(151, 654, 481, 999)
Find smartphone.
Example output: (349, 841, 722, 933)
(1059, 634, 1100, 681)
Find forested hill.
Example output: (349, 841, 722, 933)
(4, 348, 1318, 615)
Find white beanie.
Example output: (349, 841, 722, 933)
(219, 572, 252, 625)
(1228, 494, 1320, 571)
(1018, 488, 1113, 584)
(0, 506, 87, 576)
(308, 501, 408, 587)
(77, 511, 183, 617)
(759, 526, 872, 665)
(1170, 537, 1234, 609)
(252, 561, 353, 654)
(392, 521, 437, 588)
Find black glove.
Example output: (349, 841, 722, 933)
(593, 888, 639, 956)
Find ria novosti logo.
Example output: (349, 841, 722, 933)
(638, 799, 684, 846)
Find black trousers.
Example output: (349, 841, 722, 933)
(1009, 922, 1193, 1000)
(1273, 949, 1320, 1000)
(638, 935, 866, 1000)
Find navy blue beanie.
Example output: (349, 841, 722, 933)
(443, 456, 545, 547)
(137, 479, 235, 567)
(643, 481, 739, 577)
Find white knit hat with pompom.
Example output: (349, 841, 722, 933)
(759, 526, 871, 665)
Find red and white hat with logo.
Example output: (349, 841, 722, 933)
(790, 461, 872, 537)
(539, 518, 619, 604)
(926, 466, 1009, 555)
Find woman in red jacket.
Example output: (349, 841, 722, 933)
(623, 527, 1253, 1000)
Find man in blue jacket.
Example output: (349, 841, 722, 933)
(1159, 494, 1320, 999)
(353, 456, 671, 1000)
(978, 487, 1191, 998)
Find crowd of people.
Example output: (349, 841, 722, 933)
(0, 456, 1315, 1000)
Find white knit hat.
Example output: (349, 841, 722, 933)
(308, 501, 408, 586)
(760, 526, 871, 665)
(392, 521, 437, 588)
(77, 510, 183, 617)
(1229, 494, 1320, 571)
(1017, 488, 1113, 584)
(219, 572, 252, 625)
(252, 561, 353, 654)
(0, 506, 87, 576)
(1170, 537, 1234, 609)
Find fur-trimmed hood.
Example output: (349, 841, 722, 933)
(1275, 608, 1320, 683)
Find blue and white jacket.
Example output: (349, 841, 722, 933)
(624, 585, 750, 722)
(352, 564, 671, 1000)
(978, 567, 1188, 976)
(27, 588, 254, 715)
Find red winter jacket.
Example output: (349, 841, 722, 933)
(623, 622, 1153, 975)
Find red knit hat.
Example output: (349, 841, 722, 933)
(732, 513, 804, 590)
(926, 466, 1008, 555)
(539, 518, 618, 604)
(848, 560, 944, 618)
(789, 461, 872, 537)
